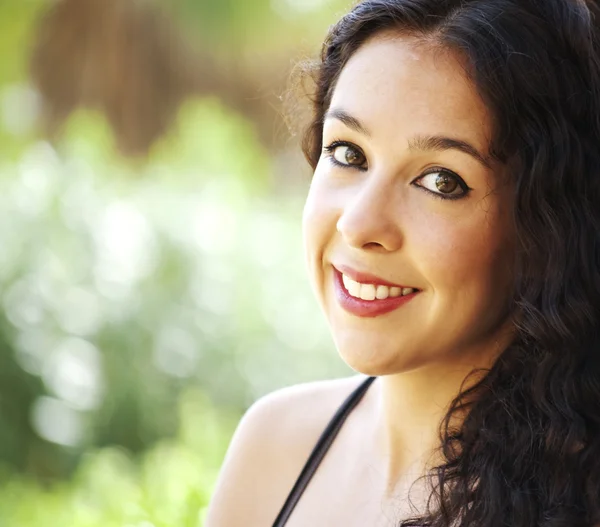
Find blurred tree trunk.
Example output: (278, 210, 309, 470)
(30, 0, 293, 157)
(31, 0, 199, 156)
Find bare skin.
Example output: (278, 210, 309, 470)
(205, 377, 368, 525)
(207, 31, 515, 526)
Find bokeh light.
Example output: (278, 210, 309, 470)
(0, 1, 353, 525)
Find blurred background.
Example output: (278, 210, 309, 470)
(0, 1, 353, 525)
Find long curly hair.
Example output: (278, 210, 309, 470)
(301, 1, 600, 525)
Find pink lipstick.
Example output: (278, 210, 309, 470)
(333, 266, 418, 318)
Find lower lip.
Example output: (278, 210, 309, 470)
(333, 269, 418, 318)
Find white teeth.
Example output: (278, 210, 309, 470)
(389, 287, 402, 298)
(342, 273, 351, 290)
(375, 285, 389, 300)
(343, 274, 361, 297)
(341, 273, 416, 301)
(359, 284, 376, 301)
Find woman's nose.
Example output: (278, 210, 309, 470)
(336, 176, 404, 253)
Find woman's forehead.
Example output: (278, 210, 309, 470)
(328, 33, 493, 152)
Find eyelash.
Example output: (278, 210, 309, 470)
(323, 140, 368, 171)
(322, 140, 472, 201)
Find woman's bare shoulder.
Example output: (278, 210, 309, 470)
(205, 375, 366, 527)
(249, 374, 367, 439)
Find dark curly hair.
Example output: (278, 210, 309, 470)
(301, 1, 600, 525)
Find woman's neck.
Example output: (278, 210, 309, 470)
(366, 335, 511, 497)
(375, 365, 470, 490)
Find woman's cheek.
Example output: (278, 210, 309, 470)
(302, 180, 337, 286)
(303, 184, 329, 245)
(406, 206, 503, 287)
(303, 168, 348, 245)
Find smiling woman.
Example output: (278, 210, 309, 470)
(305, 33, 514, 377)
(206, 1, 600, 526)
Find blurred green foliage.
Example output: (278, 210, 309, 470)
(0, 99, 345, 478)
(0, 388, 237, 526)
(0, 1, 353, 525)
(175, 0, 350, 50)
(0, 0, 46, 158)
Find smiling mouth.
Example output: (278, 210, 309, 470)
(342, 273, 417, 301)
(332, 267, 419, 318)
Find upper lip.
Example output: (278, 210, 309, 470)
(334, 264, 416, 289)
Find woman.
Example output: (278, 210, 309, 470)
(206, 0, 600, 525)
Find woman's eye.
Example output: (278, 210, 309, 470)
(414, 170, 469, 198)
(325, 143, 367, 168)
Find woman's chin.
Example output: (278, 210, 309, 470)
(336, 343, 419, 377)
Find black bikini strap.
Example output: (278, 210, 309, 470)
(271, 376, 376, 526)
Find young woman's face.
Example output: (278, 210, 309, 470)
(303, 33, 515, 375)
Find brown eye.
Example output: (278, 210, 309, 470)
(414, 170, 469, 199)
(435, 173, 459, 194)
(332, 145, 366, 167)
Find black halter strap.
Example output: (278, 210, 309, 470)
(271, 376, 376, 526)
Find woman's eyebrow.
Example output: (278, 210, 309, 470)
(324, 108, 491, 169)
(324, 108, 372, 137)
(408, 135, 492, 169)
